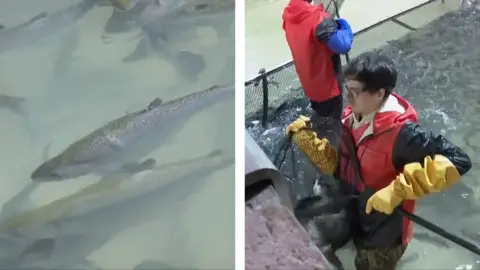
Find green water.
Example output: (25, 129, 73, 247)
(0, 0, 234, 268)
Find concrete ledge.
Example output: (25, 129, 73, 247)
(245, 186, 333, 270)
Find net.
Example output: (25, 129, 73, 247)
(270, 115, 358, 251)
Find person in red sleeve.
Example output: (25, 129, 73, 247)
(287, 51, 472, 270)
(282, 0, 353, 120)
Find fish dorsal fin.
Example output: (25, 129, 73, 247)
(147, 97, 162, 110)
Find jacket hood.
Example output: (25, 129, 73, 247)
(343, 92, 418, 135)
(374, 92, 418, 133)
(282, 0, 325, 24)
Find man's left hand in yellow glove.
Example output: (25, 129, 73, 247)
(366, 155, 462, 214)
(363, 122, 471, 215)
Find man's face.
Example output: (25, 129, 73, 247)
(344, 79, 384, 115)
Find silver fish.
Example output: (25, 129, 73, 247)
(0, 149, 231, 268)
(53, 28, 79, 79)
(30, 84, 234, 181)
(0, 94, 26, 116)
(104, 0, 234, 81)
(134, 260, 177, 270)
(104, 0, 234, 34)
(0, 0, 100, 54)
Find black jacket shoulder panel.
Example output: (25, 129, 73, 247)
(392, 121, 472, 175)
(314, 18, 337, 43)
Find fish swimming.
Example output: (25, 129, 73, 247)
(125, 22, 206, 82)
(134, 260, 177, 269)
(30, 84, 234, 182)
(103, 0, 157, 33)
(0, 0, 100, 54)
(0, 149, 231, 268)
(172, 0, 235, 38)
(0, 94, 27, 116)
(103, 0, 234, 34)
(103, 0, 234, 81)
(53, 29, 79, 79)
(0, 94, 36, 139)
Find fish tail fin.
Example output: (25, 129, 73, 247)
(122, 38, 150, 63)
(173, 51, 206, 82)
(0, 182, 39, 221)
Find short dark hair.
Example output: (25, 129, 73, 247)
(343, 51, 397, 95)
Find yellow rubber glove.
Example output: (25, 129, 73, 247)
(366, 155, 461, 215)
(287, 116, 338, 175)
(286, 115, 311, 135)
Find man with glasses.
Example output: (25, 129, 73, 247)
(282, 0, 353, 120)
(286, 51, 471, 270)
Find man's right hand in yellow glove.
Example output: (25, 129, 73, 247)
(286, 115, 338, 175)
(365, 154, 462, 215)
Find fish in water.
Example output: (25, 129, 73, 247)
(0, 0, 100, 54)
(30, 84, 234, 182)
(134, 260, 177, 269)
(172, 0, 235, 39)
(0, 149, 231, 269)
(0, 94, 27, 116)
(104, 0, 234, 35)
(53, 29, 79, 79)
(103, 0, 233, 81)
(125, 22, 206, 82)
(102, 0, 155, 34)
(0, 94, 35, 139)
(20, 238, 55, 262)
(103, 0, 233, 33)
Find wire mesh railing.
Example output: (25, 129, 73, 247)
(244, 62, 304, 126)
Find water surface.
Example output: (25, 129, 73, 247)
(0, 0, 235, 268)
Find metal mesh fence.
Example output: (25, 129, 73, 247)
(244, 62, 305, 125)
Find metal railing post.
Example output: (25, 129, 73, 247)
(258, 68, 269, 127)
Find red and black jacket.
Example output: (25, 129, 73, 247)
(338, 93, 471, 247)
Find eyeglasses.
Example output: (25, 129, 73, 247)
(343, 82, 364, 98)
